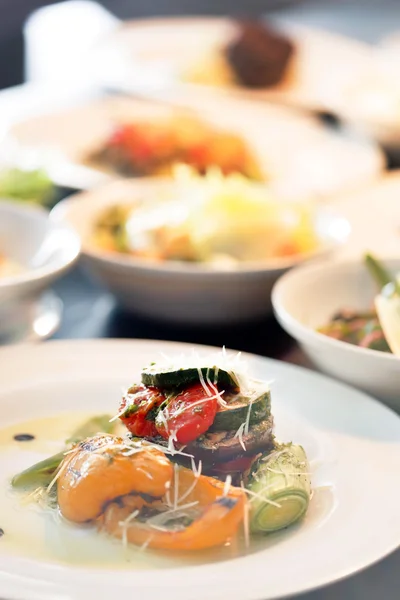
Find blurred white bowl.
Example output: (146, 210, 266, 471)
(51, 179, 349, 325)
(0, 200, 80, 338)
(272, 257, 400, 410)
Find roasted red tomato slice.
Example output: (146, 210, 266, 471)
(155, 383, 218, 444)
(119, 385, 165, 438)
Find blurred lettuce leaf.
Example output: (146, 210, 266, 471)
(0, 168, 54, 205)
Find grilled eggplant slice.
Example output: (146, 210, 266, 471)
(186, 417, 274, 465)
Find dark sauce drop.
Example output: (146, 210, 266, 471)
(0, 528, 4, 537)
(13, 433, 35, 442)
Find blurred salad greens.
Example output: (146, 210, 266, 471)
(0, 168, 55, 206)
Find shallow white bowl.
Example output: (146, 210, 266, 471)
(0, 200, 80, 337)
(272, 257, 400, 410)
(51, 179, 349, 325)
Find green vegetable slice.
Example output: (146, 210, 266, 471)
(247, 444, 311, 533)
(210, 387, 271, 431)
(141, 365, 237, 389)
(365, 253, 400, 294)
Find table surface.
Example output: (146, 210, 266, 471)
(3, 1, 400, 598)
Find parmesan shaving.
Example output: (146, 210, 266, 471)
(261, 449, 290, 462)
(144, 347, 263, 396)
(171, 391, 225, 418)
(243, 486, 281, 508)
(193, 459, 202, 478)
(223, 474, 232, 497)
(178, 461, 202, 505)
(173, 463, 179, 510)
(109, 405, 128, 423)
(119, 508, 140, 528)
(177, 475, 199, 505)
(165, 483, 173, 508)
(266, 467, 312, 476)
(167, 431, 178, 454)
(21, 486, 54, 511)
(120, 447, 144, 457)
(119, 508, 140, 550)
(213, 365, 219, 385)
(234, 422, 246, 451)
(241, 482, 250, 549)
(147, 501, 199, 529)
(140, 438, 194, 460)
(244, 393, 255, 436)
(136, 467, 154, 480)
(46, 451, 76, 493)
(197, 366, 212, 397)
(110, 386, 151, 423)
(190, 457, 203, 478)
(140, 535, 154, 552)
(206, 368, 227, 406)
(156, 405, 169, 432)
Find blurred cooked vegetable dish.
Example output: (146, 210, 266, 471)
(319, 309, 390, 352)
(89, 115, 262, 180)
(92, 170, 320, 265)
(318, 254, 399, 354)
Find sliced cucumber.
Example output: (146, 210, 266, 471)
(211, 388, 271, 431)
(247, 444, 311, 533)
(141, 365, 237, 389)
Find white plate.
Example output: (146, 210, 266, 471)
(87, 17, 373, 113)
(0, 339, 399, 600)
(9, 94, 384, 199)
(88, 16, 400, 149)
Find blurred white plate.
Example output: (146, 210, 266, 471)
(10, 94, 384, 199)
(87, 17, 400, 150)
(0, 339, 399, 600)
(86, 17, 373, 113)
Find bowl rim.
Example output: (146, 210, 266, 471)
(50, 178, 350, 276)
(271, 255, 400, 365)
(0, 199, 81, 290)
